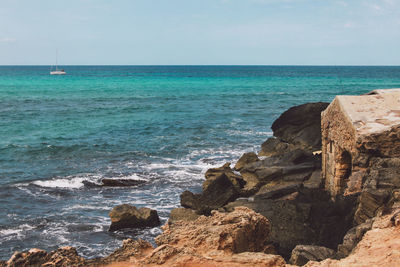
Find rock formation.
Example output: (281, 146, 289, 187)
(259, 102, 329, 156)
(109, 204, 160, 231)
(305, 208, 400, 267)
(179, 101, 358, 259)
(3, 96, 400, 267)
(1, 207, 286, 267)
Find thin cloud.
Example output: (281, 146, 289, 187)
(0, 37, 16, 43)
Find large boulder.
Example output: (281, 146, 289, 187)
(180, 172, 240, 215)
(239, 149, 320, 189)
(270, 102, 329, 151)
(203, 162, 245, 192)
(109, 204, 160, 231)
(289, 245, 336, 266)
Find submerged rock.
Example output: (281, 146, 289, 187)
(109, 204, 160, 231)
(101, 178, 146, 187)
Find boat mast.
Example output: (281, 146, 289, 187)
(55, 49, 58, 71)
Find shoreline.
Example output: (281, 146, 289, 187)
(2, 90, 400, 266)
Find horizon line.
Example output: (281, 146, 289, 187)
(1, 64, 400, 67)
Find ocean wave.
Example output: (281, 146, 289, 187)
(0, 224, 35, 240)
(33, 177, 86, 189)
(29, 172, 148, 189)
(226, 129, 273, 137)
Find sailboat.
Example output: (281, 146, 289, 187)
(50, 50, 66, 75)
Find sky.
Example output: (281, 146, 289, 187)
(0, 0, 399, 65)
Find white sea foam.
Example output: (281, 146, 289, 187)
(33, 177, 88, 189)
(118, 173, 146, 181)
(63, 204, 110, 211)
(31, 172, 147, 190)
(226, 129, 273, 137)
(0, 224, 34, 237)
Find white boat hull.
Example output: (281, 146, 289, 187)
(50, 70, 66, 75)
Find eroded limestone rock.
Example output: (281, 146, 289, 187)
(156, 206, 272, 254)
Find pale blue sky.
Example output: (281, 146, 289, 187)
(1, 0, 399, 65)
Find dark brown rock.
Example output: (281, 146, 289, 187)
(354, 188, 390, 224)
(180, 173, 240, 215)
(303, 170, 322, 189)
(271, 102, 329, 151)
(224, 188, 357, 258)
(234, 152, 260, 171)
(109, 204, 160, 231)
(336, 219, 373, 258)
(289, 245, 336, 266)
(203, 163, 245, 192)
(101, 178, 146, 187)
(241, 149, 319, 181)
(259, 137, 294, 157)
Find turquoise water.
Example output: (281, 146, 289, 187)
(1, 66, 400, 259)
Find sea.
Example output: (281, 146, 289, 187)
(1, 65, 400, 259)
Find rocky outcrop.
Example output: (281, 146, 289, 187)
(180, 167, 241, 215)
(109, 204, 160, 231)
(156, 207, 271, 254)
(289, 245, 336, 266)
(3, 206, 285, 267)
(127, 206, 284, 266)
(203, 162, 245, 191)
(353, 157, 400, 224)
(238, 148, 321, 199)
(138, 249, 286, 267)
(5, 247, 86, 267)
(224, 188, 357, 258)
(271, 102, 329, 151)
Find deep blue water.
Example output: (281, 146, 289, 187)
(1, 65, 400, 259)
